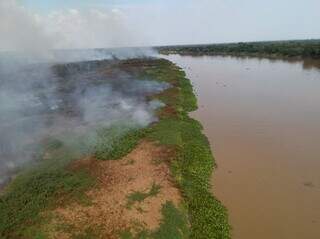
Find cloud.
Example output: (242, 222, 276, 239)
(0, 0, 53, 56)
(1, 0, 319, 52)
(42, 8, 137, 49)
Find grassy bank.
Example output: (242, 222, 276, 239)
(0, 125, 145, 238)
(0, 58, 230, 238)
(144, 59, 230, 239)
(158, 39, 320, 59)
(0, 138, 94, 238)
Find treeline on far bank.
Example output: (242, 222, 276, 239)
(158, 39, 320, 59)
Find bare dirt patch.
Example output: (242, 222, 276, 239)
(47, 140, 181, 238)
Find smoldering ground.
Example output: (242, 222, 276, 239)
(0, 0, 164, 186)
(0, 0, 168, 184)
(0, 55, 169, 186)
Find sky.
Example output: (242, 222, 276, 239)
(1, 0, 320, 50)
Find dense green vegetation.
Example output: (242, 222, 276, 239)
(0, 58, 230, 238)
(95, 125, 148, 161)
(0, 124, 145, 238)
(120, 202, 189, 239)
(144, 59, 230, 239)
(158, 39, 320, 59)
(151, 202, 189, 239)
(0, 141, 94, 238)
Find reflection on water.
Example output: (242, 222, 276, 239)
(163, 54, 320, 239)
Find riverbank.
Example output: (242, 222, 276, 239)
(0, 58, 230, 239)
(163, 54, 320, 239)
(158, 39, 320, 60)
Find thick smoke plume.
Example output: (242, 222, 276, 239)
(0, 1, 164, 186)
(0, 56, 169, 186)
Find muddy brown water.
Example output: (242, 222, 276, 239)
(162, 55, 320, 239)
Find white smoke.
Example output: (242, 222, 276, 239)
(0, 59, 170, 186)
(0, 0, 148, 54)
(0, 0, 53, 58)
(0, 0, 162, 186)
(43, 8, 135, 49)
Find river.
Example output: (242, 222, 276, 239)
(163, 54, 320, 239)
